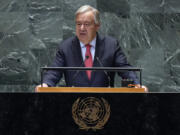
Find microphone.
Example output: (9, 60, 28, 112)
(72, 56, 89, 87)
(96, 57, 111, 87)
(86, 55, 89, 59)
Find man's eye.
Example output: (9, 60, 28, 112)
(85, 23, 90, 26)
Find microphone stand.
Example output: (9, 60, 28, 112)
(72, 56, 89, 87)
(96, 57, 111, 87)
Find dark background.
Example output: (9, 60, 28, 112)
(0, 0, 180, 92)
(0, 93, 180, 135)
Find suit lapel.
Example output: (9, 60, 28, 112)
(91, 34, 105, 81)
(72, 36, 90, 82)
(72, 36, 84, 66)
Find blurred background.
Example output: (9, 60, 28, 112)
(0, 0, 180, 92)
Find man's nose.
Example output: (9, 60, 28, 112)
(80, 24, 85, 30)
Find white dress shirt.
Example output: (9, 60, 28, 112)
(80, 37, 96, 61)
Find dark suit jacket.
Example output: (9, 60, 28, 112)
(43, 34, 139, 87)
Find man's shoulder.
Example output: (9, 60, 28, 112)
(61, 36, 76, 45)
(98, 34, 117, 43)
(58, 36, 77, 48)
(98, 35, 118, 48)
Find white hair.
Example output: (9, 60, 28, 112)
(75, 5, 100, 25)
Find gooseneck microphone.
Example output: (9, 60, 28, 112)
(72, 56, 89, 87)
(96, 57, 111, 87)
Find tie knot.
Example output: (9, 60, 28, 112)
(85, 44, 91, 49)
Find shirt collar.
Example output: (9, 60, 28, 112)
(80, 36, 96, 48)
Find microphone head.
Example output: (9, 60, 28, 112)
(85, 55, 89, 59)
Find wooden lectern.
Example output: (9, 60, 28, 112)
(37, 87, 145, 93)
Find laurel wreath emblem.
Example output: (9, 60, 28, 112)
(72, 97, 110, 130)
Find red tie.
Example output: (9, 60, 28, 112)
(85, 44, 93, 80)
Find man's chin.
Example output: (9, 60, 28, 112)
(79, 38, 88, 44)
(79, 35, 87, 39)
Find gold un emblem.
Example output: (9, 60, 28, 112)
(72, 97, 110, 130)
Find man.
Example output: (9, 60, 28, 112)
(36, 5, 147, 91)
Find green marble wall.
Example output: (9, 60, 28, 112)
(0, 0, 180, 92)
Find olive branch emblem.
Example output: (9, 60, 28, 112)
(72, 97, 110, 130)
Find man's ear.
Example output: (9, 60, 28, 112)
(96, 24, 100, 31)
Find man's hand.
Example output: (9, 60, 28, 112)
(134, 84, 148, 92)
(35, 83, 48, 92)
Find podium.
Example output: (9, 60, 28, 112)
(36, 87, 146, 133)
(37, 87, 145, 92)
